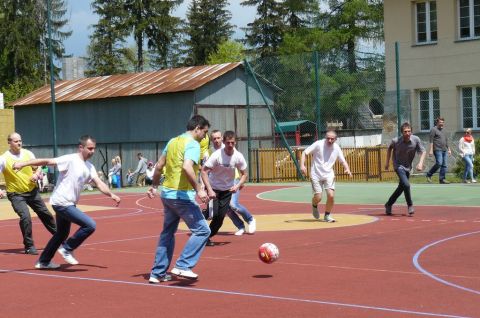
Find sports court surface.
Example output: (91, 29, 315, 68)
(1, 183, 479, 318)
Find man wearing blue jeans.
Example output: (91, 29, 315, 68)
(426, 117, 451, 184)
(227, 177, 256, 235)
(13, 135, 121, 269)
(384, 123, 426, 216)
(147, 115, 211, 283)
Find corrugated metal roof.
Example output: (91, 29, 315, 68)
(11, 62, 243, 106)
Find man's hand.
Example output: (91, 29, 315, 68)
(111, 193, 121, 206)
(300, 165, 307, 176)
(345, 169, 353, 178)
(197, 189, 209, 203)
(416, 163, 424, 171)
(0, 189, 6, 199)
(147, 187, 157, 199)
(12, 162, 24, 172)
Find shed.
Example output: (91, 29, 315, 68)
(275, 120, 318, 146)
(11, 63, 276, 177)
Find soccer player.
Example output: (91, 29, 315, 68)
(300, 130, 352, 222)
(13, 135, 120, 269)
(147, 115, 211, 283)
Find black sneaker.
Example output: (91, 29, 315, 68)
(384, 204, 392, 216)
(439, 180, 450, 184)
(206, 239, 215, 246)
(25, 247, 38, 255)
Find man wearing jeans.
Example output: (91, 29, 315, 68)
(426, 117, 451, 184)
(147, 115, 211, 283)
(384, 122, 426, 216)
(13, 135, 120, 269)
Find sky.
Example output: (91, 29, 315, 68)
(63, 1, 256, 58)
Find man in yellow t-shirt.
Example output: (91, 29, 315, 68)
(0, 132, 56, 255)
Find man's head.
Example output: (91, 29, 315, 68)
(7, 132, 22, 154)
(137, 153, 143, 160)
(211, 130, 223, 150)
(187, 115, 210, 141)
(325, 130, 337, 145)
(436, 117, 445, 129)
(223, 130, 236, 154)
(78, 135, 96, 161)
(400, 122, 412, 141)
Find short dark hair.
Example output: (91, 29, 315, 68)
(400, 122, 411, 132)
(79, 135, 96, 146)
(137, 153, 142, 157)
(223, 130, 236, 141)
(186, 115, 210, 131)
(210, 129, 221, 137)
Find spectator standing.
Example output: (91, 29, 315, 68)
(459, 128, 476, 183)
(133, 153, 148, 186)
(426, 117, 451, 184)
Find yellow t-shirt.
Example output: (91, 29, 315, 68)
(199, 134, 210, 162)
(2, 149, 36, 193)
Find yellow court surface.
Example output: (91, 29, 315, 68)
(0, 199, 114, 221)
(179, 213, 377, 232)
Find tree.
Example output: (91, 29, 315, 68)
(122, 0, 182, 72)
(185, 0, 234, 66)
(207, 40, 245, 64)
(86, 0, 131, 76)
(241, 0, 286, 58)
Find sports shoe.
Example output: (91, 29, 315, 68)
(426, 176, 432, 183)
(324, 214, 336, 223)
(312, 206, 320, 219)
(171, 267, 198, 280)
(234, 228, 245, 236)
(385, 204, 392, 216)
(149, 274, 172, 284)
(472, 179, 477, 183)
(439, 180, 450, 184)
(58, 247, 79, 265)
(25, 247, 38, 255)
(408, 206, 415, 216)
(206, 239, 215, 246)
(35, 261, 60, 269)
(247, 218, 256, 234)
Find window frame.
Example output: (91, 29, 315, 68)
(415, 1, 438, 44)
(460, 86, 480, 129)
(418, 89, 440, 132)
(457, 0, 480, 40)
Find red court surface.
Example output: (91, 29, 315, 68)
(1, 186, 479, 318)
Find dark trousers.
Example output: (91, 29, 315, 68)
(7, 188, 57, 249)
(208, 189, 233, 238)
(386, 167, 413, 207)
(39, 204, 96, 264)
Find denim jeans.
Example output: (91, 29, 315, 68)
(227, 183, 253, 230)
(463, 154, 474, 181)
(427, 150, 448, 181)
(38, 205, 96, 264)
(7, 188, 57, 249)
(150, 198, 210, 278)
(386, 167, 412, 207)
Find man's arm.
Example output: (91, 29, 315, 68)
(91, 175, 120, 205)
(146, 155, 166, 198)
(416, 151, 426, 171)
(300, 151, 308, 175)
(384, 146, 392, 170)
(200, 166, 215, 199)
(230, 169, 248, 192)
(183, 159, 207, 203)
(13, 158, 57, 171)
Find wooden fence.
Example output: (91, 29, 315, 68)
(249, 146, 397, 182)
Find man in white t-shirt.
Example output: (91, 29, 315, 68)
(13, 135, 121, 269)
(300, 130, 352, 222)
(201, 131, 248, 246)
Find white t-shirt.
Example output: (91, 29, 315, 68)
(304, 140, 346, 179)
(50, 153, 98, 206)
(204, 148, 247, 191)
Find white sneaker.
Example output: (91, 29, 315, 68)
(247, 218, 256, 234)
(58, 247, 79, 265)
(35, 261, 60, 269)
(472, 179, 477, 183)
(324, 214, 336, 223)
(171, 267, 198, 280)
(234, 228, 245, 236)
(148, 274, 172, 284)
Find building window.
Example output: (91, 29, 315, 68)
(458, 0, 480, 39)
(461, 86, 480, 128)
(416, 1, 437, 44)
(419, 89, 440, 131)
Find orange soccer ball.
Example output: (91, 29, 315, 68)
(258, 243, 280, 264)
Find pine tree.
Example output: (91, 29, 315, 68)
(86, 0, 131, 76)
(241, 0, 286, 58)
(185, 0, 234, 66)
(123, 0, 182, 72)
